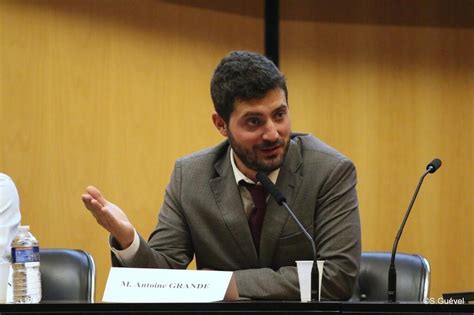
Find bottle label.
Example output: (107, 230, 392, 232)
(11, 246, 40, 263)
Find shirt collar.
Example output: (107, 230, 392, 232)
(230, 148, 279, 185)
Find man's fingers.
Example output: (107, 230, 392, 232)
(85, 185, 108, 207)
(81, 194, 94, 211)
(82, 194, 107, 217)
(90, 199, 105, 212)
(95, 205, 123, 234)
(81, 187, 134, 247)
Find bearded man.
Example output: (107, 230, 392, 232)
(82, 51, 361, 301)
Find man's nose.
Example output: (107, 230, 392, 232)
(262, 121, 279, 142)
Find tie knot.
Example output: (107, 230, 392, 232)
(240, 181, 267, 209)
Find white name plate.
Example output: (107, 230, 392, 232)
(103, 267, 233, 303)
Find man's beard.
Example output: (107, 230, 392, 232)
(228, 132, 290, 173)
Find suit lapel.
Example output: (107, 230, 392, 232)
(259, 139, 303, 267)
(209, 146, 259, 267)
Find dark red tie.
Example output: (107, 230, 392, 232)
(240, 181, 268, 254)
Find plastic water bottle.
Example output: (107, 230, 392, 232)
(11, 225, 41, 303)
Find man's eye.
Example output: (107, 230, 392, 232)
(247, 118, 260, 126)
(275, 111, 286, 120)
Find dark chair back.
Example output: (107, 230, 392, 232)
(351, 252, 430, 302)
(40, 249, 95, 302)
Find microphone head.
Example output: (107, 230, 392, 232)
(256, 171, 287, 205)
(426, 158, 442, 173)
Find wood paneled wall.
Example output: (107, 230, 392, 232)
(281, 0, 473, 299)
(0, 0, 472, 301)
(0, 0, 264, 300)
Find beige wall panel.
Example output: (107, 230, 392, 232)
(0, 0, 263, 300)
(1, 0, 472, 303)
(281, 0, 473, 299)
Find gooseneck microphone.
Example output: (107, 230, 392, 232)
(256, 171, 319, 301)
(388, 158, 442, 302)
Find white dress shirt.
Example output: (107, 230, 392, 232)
(111, 148, 279, 264)
(0, 173, 21, 263)
(229, 148, 279, 218)
(0, 173, 21, 303)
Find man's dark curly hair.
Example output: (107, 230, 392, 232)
(210, 51, 288, 123)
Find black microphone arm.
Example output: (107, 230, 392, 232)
(388, 158, 442, 302)
(256, 171, 319, 300)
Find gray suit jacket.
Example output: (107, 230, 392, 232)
(112, 134, 361, 300)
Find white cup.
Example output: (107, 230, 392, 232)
(296, 260, 325, 302)
(0, 262, 10, 303)
(316, 260, 325, 301)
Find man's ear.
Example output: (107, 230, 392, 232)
(212, 112, 228, 137)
